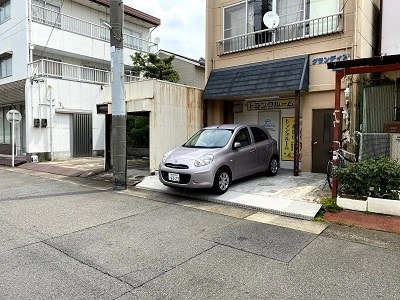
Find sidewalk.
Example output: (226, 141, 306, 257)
(324, 210, 400, 234)
(2, 156, 400, 234)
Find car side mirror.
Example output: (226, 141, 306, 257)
(233, 142, 241, 149)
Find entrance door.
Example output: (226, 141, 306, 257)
(312, 109, 333, 173)
(72, 113, 92, 157)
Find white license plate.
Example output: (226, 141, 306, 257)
(168, 172, 180, 182)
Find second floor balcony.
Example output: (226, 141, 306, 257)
(31, 3, 158, 53)
(29, 59, 141, 85)
(217, 12, 343, 56)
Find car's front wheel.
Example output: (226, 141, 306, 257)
(266, 157, 279, 176)
(212, 168, 230, 194)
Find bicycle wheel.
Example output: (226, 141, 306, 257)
(326, 160, 334, 190)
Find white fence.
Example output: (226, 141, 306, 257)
(31, 4, 157, 52)
(29, 59, 141, 85)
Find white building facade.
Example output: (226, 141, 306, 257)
(0, 0, 160, 160)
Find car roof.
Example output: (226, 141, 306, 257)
(203, 124, 262, 130)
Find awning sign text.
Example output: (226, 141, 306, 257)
(247, 99, 294, 111)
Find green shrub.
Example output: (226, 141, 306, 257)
(335, 157, 400, 200)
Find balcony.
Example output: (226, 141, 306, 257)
(31, 4, 157, 52)
(217, 12, 343, 56)
(29, 59, 141, 85)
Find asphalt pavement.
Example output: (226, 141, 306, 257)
(1, 166, 400, 299)
(11, 156, 329, 220)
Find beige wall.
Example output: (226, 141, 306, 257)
(123, 79, 204, 172)
(204, 0, 381, 172)
(301, 90, 346, 171)
(205, 0, 380, 73)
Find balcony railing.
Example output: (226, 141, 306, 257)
(31, 4, 157, 52)
(217, 12, 343, 55)
(29, 59, 141, 85)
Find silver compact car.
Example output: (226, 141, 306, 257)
(158, 124, 279, 194)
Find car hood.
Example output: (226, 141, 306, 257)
(165, 147, 222, 163)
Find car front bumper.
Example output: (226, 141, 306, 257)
(158, 164, 215, 189)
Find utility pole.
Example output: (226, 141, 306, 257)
(110, 0, 127, 190)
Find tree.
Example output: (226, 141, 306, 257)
(127, 115, 149, 148)
(131, 52, 180, 83)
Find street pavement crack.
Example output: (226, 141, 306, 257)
(204, 240, 290, 265)
(128, 244, 219, 290)
(41, 240, 135, 290)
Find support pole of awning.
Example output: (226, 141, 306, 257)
(333, 70, 345, 198)
(294, 90, 300, 176)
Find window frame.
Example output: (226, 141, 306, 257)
(0, 0, 11, 25)
(0, 106, 11, 144)
(250, 126, 269, 143)
(0, 54, 12, 78)
(234, 128, 251, 147)
(123, 27, 143, 50)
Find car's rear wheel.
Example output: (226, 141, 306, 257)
(212, 168, 230, 194)
(266, 157, 279, 176)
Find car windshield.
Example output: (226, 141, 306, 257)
(183, 129, 233, 148)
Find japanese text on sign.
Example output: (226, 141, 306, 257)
(311, 53, 350, 65)
(281, 117, 302, 161)
(247, 99, 294, 111)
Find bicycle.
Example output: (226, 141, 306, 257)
(326, 131, 360, 190)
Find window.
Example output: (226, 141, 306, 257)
(123, 27, 143, 50)
(99, 19, 110, 41)
(0, 54, 12, 78)
(251, 127, 269, 143)
(223, 0, 339, 50)
(234, 128, 251, 147)
(0, 106, 11, 143)
(0, 0, 11, 24)
(32, 0, 61, 27)
(248, 0, 309, 42)
(223, 2, 246, 52)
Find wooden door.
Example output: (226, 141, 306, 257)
(312, 109, 333, 173)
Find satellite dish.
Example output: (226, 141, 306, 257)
(263, 11, 280, 29)
(154, 37, 160, 44)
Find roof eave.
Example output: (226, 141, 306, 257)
(89, 0, 161, 26)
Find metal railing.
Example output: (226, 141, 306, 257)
(31, 4, 157, 52)
(217, 12, 343, 55)
(29, 59, 110, 84)
(29, 59, 142, 85)
(124, 74, 141, 83)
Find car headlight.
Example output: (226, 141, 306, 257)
(162, 150, 174, 163)
(194, 154, 214, 167)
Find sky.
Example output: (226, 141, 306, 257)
(124, 0, 206, 60)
